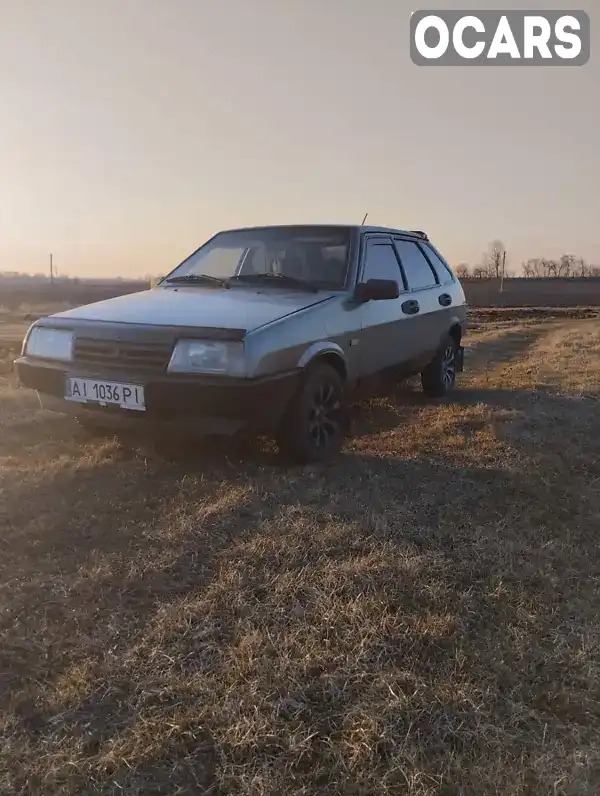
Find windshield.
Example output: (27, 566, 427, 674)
(163, 226, 352, 290)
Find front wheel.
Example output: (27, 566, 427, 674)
(276, 363, 348, 464)
(421, 337, 458, 397)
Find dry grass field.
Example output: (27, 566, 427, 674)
(1, 309, 600, 795)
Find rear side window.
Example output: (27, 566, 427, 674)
(362, 240, 403, 284)
(394, 239, 437, 290)
(421, 243, 455, 285)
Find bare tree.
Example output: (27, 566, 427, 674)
(486, 240, 506, 279)
(556, 255, 575, 277)
(455, 263, 470, 279)
(523, 257, 567, 277)
(522, 254, 600, 278)
(523, 259, 535, 278)
(575, 257, 587, 277)
(573, 259, 600, 277)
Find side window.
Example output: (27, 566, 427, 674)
(362, 241, 402, 284)
(394, 239, 437, 290)
(421, 243, 454, 285)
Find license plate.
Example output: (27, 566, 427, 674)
(65, 377, 145, 411)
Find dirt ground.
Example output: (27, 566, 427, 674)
(1, 312, 600, 795)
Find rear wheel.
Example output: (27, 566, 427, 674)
(277, 362, 348, 464)
(421, 336, 458, 397)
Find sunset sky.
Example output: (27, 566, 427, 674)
(0, 0, 598, 278)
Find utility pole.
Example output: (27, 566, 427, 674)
(49, 253, 54, 285)
(499, 250, 506, 293)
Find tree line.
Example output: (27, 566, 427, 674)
(455, 241, 600, 279)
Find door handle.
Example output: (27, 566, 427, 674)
(401, 299, 420, 315)
(438, 293, 452, 307)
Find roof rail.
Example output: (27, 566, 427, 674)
(409, 230, 428, 240)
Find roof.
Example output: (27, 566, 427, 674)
(360, 225, 428, 240)
(211, 224, 428, 240)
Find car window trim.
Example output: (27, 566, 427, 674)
(416, 242, 444, 285)
(392, 236, 439, 292)
(358, 233, 408, 292)
(418, 241, 456, 284)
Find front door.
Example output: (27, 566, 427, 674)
(357, 235, 421, 378)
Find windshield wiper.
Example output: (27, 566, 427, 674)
(230, 273, 318, 293)
(166, 273, 230, 287)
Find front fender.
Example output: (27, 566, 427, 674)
(297, 341, 347, 371)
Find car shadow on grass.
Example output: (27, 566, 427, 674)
(462, 324, 549, 371)
(2, 383, 600, 793)
(3, 323, 600, 793)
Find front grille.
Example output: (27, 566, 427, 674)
(72, 337, 173, 372)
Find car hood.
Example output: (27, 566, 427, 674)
(47, 285, 336, 333)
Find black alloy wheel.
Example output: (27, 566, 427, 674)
(421, 336, 459, 398)
(307, 379, 343, 451)
(441, 343, 457, 391)
(277, 362, 348, 463)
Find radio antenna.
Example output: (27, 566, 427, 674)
(361, 212, 368, 224)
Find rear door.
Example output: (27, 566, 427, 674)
(392, 236, 453, 365)
(419, 240, 466, 306)
(357, 235, 422, 377)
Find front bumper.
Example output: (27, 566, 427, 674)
(14, 358, 300, 436)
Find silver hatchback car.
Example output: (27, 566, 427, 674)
(15, 224, 467, 462)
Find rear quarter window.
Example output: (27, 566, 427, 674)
(393, 239, 437, 290)
(421, 244, 455, 285)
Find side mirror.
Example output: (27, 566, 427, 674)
(354, 278, 400, 302)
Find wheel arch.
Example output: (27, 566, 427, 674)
(449, 322, 462, 347)
(297, 342, 347, 380)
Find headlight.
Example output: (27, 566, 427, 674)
(25, 326, 74, 361)
(167, 339, 246, 375)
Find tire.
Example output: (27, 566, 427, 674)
(276, 362, 348, 464)
(421, 336, 458, 398)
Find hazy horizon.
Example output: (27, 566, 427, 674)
(1, 0, 598, 279)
